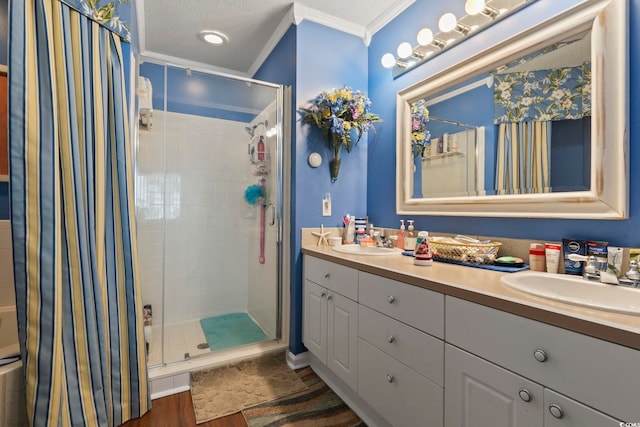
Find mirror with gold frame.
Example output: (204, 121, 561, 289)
(396, 0, 628, 219)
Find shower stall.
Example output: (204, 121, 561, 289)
(134, 59, 288, 371)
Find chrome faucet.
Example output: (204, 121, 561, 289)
(620, 260, 640, 288)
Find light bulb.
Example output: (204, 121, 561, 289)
(465, 0, 486, 16)
(381, 53, 396, 68)
(265, 127, 277, 138)
(397, 42, 413, 59)
(438, 13, 457, 32)
(417, 28, 434, 46)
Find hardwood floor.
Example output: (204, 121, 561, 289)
(120, 392, 248, 427)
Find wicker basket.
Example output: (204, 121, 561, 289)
(430, 239, 502, 264)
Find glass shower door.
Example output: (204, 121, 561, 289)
(135, 61, 282, 367)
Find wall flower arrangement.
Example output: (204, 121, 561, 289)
(300, 86, 382, 182)
(410, 100, 431, 158)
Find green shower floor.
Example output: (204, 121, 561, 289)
(199, 312, 269, 352)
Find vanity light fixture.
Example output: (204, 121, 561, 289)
(198, 30, 228, 46)
(438, 13, 458, 32)
(397, 42, 414, 59)
(382, 0, 536, 77)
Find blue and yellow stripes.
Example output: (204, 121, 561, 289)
(10, 1, 149, 425)
(495, 121, 551, 195)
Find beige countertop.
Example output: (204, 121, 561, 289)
(302, 244, 640, 350)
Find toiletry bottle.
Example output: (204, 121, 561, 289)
(414, 231, 433, 266)
(257, 136, 265, 161)
(397, 220, 405, 249)
(405, 220, 416, 250)
(529, 243, 545, 272)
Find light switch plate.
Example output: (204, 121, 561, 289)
(322, 196, 331, 217)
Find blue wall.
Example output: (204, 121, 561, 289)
(256, 21, 369, 354)
(367, 0, 640, 246)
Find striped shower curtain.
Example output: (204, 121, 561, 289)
(10, 1, 149, 426)
(495, 121, 551, 195)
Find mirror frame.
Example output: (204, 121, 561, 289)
(396, 0, 628, 219)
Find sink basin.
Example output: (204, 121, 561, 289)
(500, 271, 640, 315)
(331, 244, 403, 256)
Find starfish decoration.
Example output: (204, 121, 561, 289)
(311, 224, 331, 246)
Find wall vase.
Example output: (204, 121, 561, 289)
(328, 132, 343, 183)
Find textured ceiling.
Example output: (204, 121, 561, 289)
(140, 0, 413, 76)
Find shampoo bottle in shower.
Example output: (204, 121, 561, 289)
(257, 136, 265, 161)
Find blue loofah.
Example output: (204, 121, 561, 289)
(244, 184, 265, 205)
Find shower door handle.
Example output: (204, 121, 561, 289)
(269, 204, 276, 226)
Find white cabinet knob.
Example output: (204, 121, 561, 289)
(324, 273, 330, 279)
(533, 349, 548, 362)
(387, 295, 395, 303)
(320, 291, 327, 298)
(518, 389, 532, 402)
(386, 374, 395, 383)
(387, 335, 395, 343)
(549, 404, 564, 419)
(327, 294, 333, 301)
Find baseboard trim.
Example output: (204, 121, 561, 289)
(150, 384, 190, 400)
(286, 350, 310, 370)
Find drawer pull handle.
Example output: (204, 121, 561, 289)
(387, 335, 395, 343)
(324, 273, 330, 279)
(386, 374, 394, 383)
(327, 294, 333, 301)
(549, 404, 564, 419)
(533, 349, 548, 362)
(387, 296, 395, 303)
(320, 292, 327, 298)
(518, 389, 532, 402)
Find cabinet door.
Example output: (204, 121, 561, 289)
(544, 389, 621, 427)
(327, 291, 358, 390)
(303, 280, 327, 363)
(445, 345, 543, 427)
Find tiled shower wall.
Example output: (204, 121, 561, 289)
(137, 110, 252, 326)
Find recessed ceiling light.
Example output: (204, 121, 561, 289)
(198, 31, 228, 46)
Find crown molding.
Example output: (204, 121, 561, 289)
(296, 5, 368, 40)
(248, 4, 298, 77)
(366, 0, 416, 43)
(135, 0, 147, 54)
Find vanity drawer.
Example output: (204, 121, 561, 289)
(304, 256, 358, 300)
(358, 304, 444, 386)
(358, 338, 443, 427)
(358, 271, 444, 338)
(446, 296, 640, 421)
(544, 389, 621, 426)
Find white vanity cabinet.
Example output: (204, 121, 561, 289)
(357, 272, 445, 427)
(302, 256, 359, 390)
(445, 297, 632, 425)
(445, 344, 544, 427)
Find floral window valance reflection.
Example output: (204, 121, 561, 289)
(59, 0, 130, 40)
(493, 62, 591, 124)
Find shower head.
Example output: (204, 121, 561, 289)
(245, 120, 269, 138)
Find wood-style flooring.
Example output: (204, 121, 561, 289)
(120, 391, 248, 427)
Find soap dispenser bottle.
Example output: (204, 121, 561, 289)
(405, 220, 416, 250)
(397, 220, 405, 249)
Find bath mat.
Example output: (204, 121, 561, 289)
(199, 312, 269, 352)
(190, 351, 308, 424)
(242, 367, 365, 427)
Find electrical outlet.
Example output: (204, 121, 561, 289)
(322, 194, 331, 217)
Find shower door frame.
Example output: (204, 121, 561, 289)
(133, 56, 289, 367)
